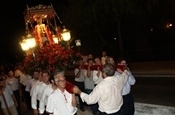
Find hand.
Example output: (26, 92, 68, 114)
(88, 65, 91, 70)
(33, 109, 38, 115)
(72, 86, 81, 95)
(117, 68, 123, 74)
(97, 67, 100, 71)
(123, 66, 129, 71)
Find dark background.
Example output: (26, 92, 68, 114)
(0, 0, 175, 65)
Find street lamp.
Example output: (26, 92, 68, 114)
(19, 34, 36, 56)
(52, 35, 59, 44)
(19, 39, 29, 51)
(25, 34, 36, 48)
(61, 28, 71, 42)
(75, 39, 81, 52)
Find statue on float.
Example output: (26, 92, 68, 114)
(34, 17, 54, 48)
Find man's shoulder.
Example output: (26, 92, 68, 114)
(50, 90, 61, 98)
(35, 82, 43, 88)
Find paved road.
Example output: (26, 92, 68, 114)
(132, 77, 175, 107)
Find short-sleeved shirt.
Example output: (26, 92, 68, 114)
(0, 86, 14, 108)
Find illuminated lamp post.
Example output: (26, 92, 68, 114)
(61, 28, 71, 42)
(19, 34, 36, 57)
(52, 35, 59, 44)
(60, 27, 71, 48)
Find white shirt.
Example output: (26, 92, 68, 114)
(84, 70, 94, 90)
(31, 82, 50, 109)
(6, 77, 19, 91)
(20, 74, 32, 86)
(46, 89, 77, 115)
(25, 78, 38, 92)
(30, 80, 42, 96)
(74, 68, 85, 82)
(115, 71, 136, 95)
(93, 70, 103, 85)
(80, 70, 129, 114)
(39, 84, 54, 114)
(0, 86, 14, 108)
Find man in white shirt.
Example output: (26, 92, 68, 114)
(46, 71, 77, 115)
(6, 70, 21, 114)
(14, 69, 32, 110)
(25, 70, 40, 110)
(74, 59, 86, 111)
(92, 57, 103, 115)
(0, 77, 18, 115)
(73, 63, 129, 115)
(39, 80, 57, 115)
(26, 70, 40, 92)
(93, 57, 103, 85)
(31, 71, 50, 115)
(30, 72, 43, 97)
(115, 58, 136, 115)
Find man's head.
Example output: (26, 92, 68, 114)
(102, 63, 115, 78)
(117, 58, 127, 66)
(54, 71, 66, 89)
(88, 58, 94, 66)
(41, 71, 50, 83)
(7, 70, 14, 78)
(33, 70, 40, 80)
(94, 57, 101, 65)
(102, 51, 107, 57)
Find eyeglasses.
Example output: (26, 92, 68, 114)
(55, 79, 66, 83)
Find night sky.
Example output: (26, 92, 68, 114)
(0, 0, 175, 64)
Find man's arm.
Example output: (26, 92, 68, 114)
(128, 71, 136, 85)
(73, 85, 100, 105)
(71, 94, 77, 107)
(75, 68, 81, 78)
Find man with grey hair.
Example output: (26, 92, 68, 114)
(46, 71, 77, 115)
(73, 63, 129, 115)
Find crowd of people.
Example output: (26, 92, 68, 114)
(0, 51, 136, 115)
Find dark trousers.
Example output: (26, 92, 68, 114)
(42, 106, 49, 115)
(93, 84, 99, 114)
(98, 109, 121, 115)
(13, 90, 21, 115)
(86, 89, 98, 115)
(75, 81, 85, 108)
(120, 93, 135, 115)
(21, 84, 31, 109)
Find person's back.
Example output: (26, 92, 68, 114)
(116, 58, 136, 115)
(73, 63, 129, 115)
(0, 77, 18, 115)
(97, 76, 125, 113)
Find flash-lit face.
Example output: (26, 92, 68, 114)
(8, 71, 14, 77)
(42, 72, 50, 83)
(54, 75, 66, 88)
(102, 51, 106, 56)
(88, 60, 94, 66)
(33, 71, 39, 80)
(95, 58, 101, 65)
(120, 60, 127, 66)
